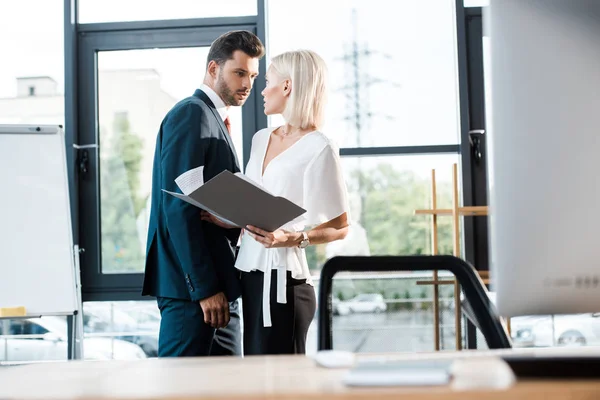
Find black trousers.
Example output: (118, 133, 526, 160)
(241, 270, 317, 355)
(156, 297, 241, 357)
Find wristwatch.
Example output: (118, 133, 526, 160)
(298, 231, 310, 249)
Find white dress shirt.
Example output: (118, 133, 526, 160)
(235, 127, 350, 327)
(199, 84, 228, 121)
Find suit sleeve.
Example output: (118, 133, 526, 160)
(160, 104, 220, 301)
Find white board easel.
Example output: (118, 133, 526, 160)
(0, 124, 83, 359)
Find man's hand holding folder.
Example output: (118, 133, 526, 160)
(200, 210, 237, 230)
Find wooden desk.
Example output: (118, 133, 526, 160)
(0, 354, 599, 400)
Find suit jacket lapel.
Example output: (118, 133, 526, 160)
(193, 89, 241, 170)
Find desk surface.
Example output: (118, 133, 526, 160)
(1, 353, 599, 400)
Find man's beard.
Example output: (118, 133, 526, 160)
(216, 73, 246, 106)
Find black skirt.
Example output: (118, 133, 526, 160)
(240, 269, 316, 355)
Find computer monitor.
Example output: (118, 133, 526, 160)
(488, 0, 600, 317)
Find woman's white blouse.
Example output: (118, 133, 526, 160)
(234, 127, 349, 327)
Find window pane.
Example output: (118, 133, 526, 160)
(97, 48, 245, 274)
(83, 301, 158, 359)
(0, 304, 156, 363)
(0, 0, 64, 125)
(306, 270, 465, 355)
(266, 0, 461, 147)
(510, 314, 600, 348)
(304, 154, 464, 355)
(78, 0, 257, 23)
(327, 271, 460, 353)
(304, 154, 462, 275)
(0, 317, 68, 363)
(306, 154, 465, 352)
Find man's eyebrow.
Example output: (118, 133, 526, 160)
(234, 68, 259, 76)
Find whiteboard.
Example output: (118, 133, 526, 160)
(0, 125, 78, 315)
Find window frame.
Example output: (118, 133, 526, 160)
(66, 0, 266, 301)
(65, 0, 488, 308)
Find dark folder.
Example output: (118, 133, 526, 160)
(163, 170, 306, 232)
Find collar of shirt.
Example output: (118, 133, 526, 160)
(199, 83, 229, 121)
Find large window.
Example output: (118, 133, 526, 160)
(3, 0, 595, 362)
(95, 48, 244, 274)
(267, 0, 462, 148)
(74, 13, 259, 294)
(265, 0, 468, 353)
(265, 0, 465, 271)
(0, 0, 64, 125)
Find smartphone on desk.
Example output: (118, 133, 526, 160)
(343, 359, 453, 387)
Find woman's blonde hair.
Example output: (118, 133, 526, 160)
(270, 50, 328, 130)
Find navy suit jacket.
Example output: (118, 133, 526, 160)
(142, 89, 242, 302)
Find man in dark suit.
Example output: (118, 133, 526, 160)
(142, 31, 265, 357)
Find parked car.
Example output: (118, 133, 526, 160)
(0, 316, 147, 362)
(334, 293, 387, 315)
(511, 313, 600, 347)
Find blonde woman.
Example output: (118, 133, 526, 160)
(202, 50, 349, 355)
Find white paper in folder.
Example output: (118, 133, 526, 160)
(170, 166, 236, 227)
(175, 165, 205, 195)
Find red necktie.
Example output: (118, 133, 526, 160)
(224, 116, 232, 135)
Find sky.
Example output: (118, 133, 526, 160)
(0, 0, 65, 96)
(0, 0, 483, 180)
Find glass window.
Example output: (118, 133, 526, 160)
(78, 0, 257, 24)
(509, 314, 600, 348)
(304, 270, 461, 355)
(0, 317, 69, 363)
(96, 48, 244, 274)
(266, 0, 461, 147)
(305, 153, 461, 274)
(302, 154, 464, 354)
(0, 0, 64, 125)
(83, 301, 159, 358)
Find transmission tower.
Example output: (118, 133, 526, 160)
(336, 8, 400, 224)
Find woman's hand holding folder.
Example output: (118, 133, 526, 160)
(245, 225, 302, 249)
(201, 210, 301, 248)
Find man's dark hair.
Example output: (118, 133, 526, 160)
(206, 30, 265, 68)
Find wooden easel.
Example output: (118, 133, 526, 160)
(413, 163, 506, 351)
